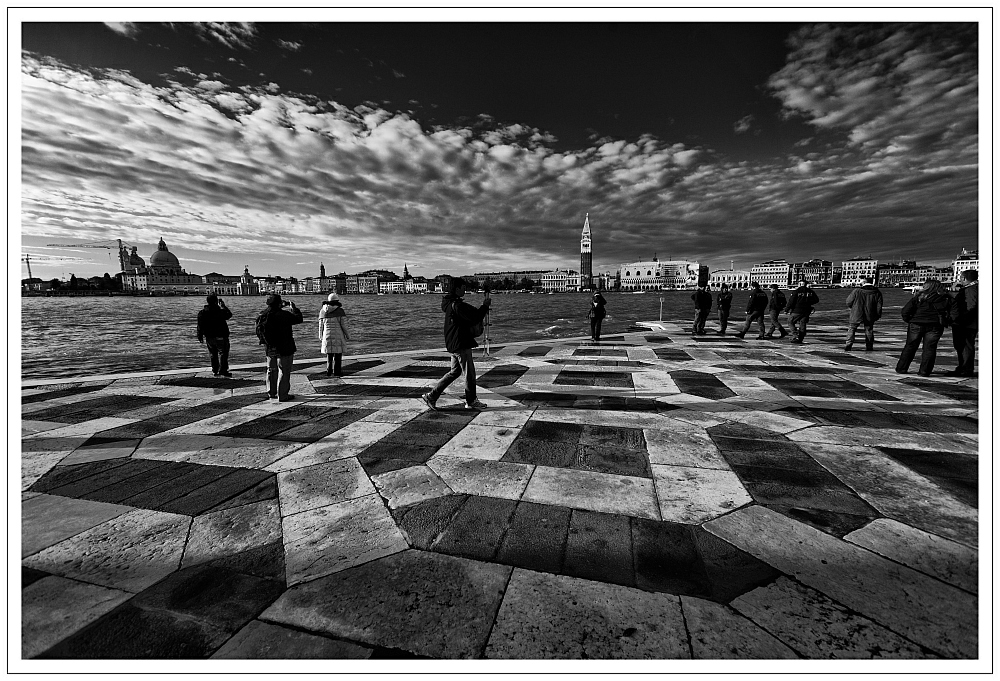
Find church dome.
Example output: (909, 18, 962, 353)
(149, 238, 180, 268)
(128, 246, 146, 268)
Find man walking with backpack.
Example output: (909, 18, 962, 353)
(844, 277, 883, 351)
(763, 284, 789, 339)
(786, 280, 820, 344)
(423, 278, 491, 411)
(256, 293, 303, 401)
(196, 293, 233, 377)
(734, 282, 769, 339)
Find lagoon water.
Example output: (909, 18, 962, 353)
(21, 289, 916, 380)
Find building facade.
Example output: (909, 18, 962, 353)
(474, 270, 550, 289)
(877, 261, 933, 288)
(121, 238, 212, 294)
(541, 269, 572, 293)
(346, 275, 379, 294)
(750, 260, 793, 288)
(841, 257, 879, 288)
(580, 213, 593, 290)
(792, 259, 834, 287)
(619, 260, 664, 291)
(952, 248, 979, 281)
(709, 269, 752, 290)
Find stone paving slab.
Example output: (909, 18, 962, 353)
(18, 322, 981, 664)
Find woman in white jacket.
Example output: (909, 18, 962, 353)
(318, 293, 350, 376)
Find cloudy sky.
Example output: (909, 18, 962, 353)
(16, 14, 984, 281)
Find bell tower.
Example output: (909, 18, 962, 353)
(580, 213, 593, 290)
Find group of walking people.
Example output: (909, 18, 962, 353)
(691, 270, 978, 377)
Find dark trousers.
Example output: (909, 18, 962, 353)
(718, 308, 730, 333)
(765, 310, 787, 337)
(206, 337, 230, 374)
(952, 326, 978, 375)
(896, 323, 943, 375)
(789, 313, 810, 341)
(429, 349, 477, 405)
(326, 353, 343, 376)
(846, 323, 875, 349)
(693, 309, 710, 333)
(266, 354, 294, 398)
(590, 317, 603, 341)
(740, 311, 766, 337)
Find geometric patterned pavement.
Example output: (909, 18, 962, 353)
(20, 320, 979, 661)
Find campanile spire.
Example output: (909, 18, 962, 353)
(580, 213, 593, 289)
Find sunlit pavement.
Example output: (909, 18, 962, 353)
(20, 320, 979, 661)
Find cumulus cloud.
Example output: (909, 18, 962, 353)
(733, 115, 754, 134)
(277, 39, 302, 51)
(393, 70, 406, 79)
(19, 38, 978, 272)
(104, 22, 139, 38)
(191, 22, 257, 50)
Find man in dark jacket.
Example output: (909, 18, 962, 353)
(691, 286, 712, 336)
(945, 269, 979, 376)
(423, 279, 491, 410)
(763, 284, 788, 339)
(896, 280, 955, 376)
(786, 280, 820, 344)
(258, 293, 303, 401)
(844, 277, 883, 351)
(716, 284, 733, 335)
(197, 294, 233, 377)
(734, 282, 769, 339)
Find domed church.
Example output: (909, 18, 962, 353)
(120, 237, 208, 294)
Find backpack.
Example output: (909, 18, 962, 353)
(451, 301, 484, 338)
(255, 311, 274, 346)
(775, 291, 786, 311)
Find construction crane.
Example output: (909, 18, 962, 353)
(21, 253, 34, 280)
(46, 239, 134, 272)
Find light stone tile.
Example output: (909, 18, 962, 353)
(731, 577, 929, 659)
(844, 518, 977, 594)
(22, 508, 191, 593)
(372, 465, 453, 509)
(210, 620, 373, 659)
(643, 424, 730, 470)
(519, 367, 558, 385)
(21, 577, 132, 659)
(342, 376, 434, 388)
(181, 500, 282, 569)
(22, 451, 71, 491)
(705, 505, 977, 658)
(165, 410, 265, 435)
(433, 424, 521, 461)
(470, 409, 534, 428)
(485, 568, 688, 659)
(656, 393, 716, 407)
(58, 440, 139, 465)
(630, 370, 681, 395)
(266, 421, 403, 472)
(651, 465, 752, 524)
(131, 434, 230, 461)
(21, 420, 66, 435)
(22, 494, 132, 558)
(800, 442, 978, 547)
(719, 410, 816, 434)
(22, 417, 136, 439)
(426, 455, 534, 501)
(679, 596, 798, 659)
(791, 426, 975, 453)
(282, 493, 408, 586)
(358, 403, 426, 424)
(521, 466, 659, 521)
(278, 458, 375, 517)
(178, 437, 307, 469)
(530, 408, 671, 430)
(665, 410, 728, 429)
(626, 347, 659, 361)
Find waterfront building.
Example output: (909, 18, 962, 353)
(935, 267, 956, 285)
(952, 248, 979, 280)
(709, 268, 752, 290)
(619, 260, 663, 291)
(660, 261, 704, 289)
(379, 281, 406, 294)
(595, 272, 616, 291)
(791, 259, 834, 287)
(580, 213, 593, 290)
(346, 275, 379, 294)
(877, 261, 932, 288)
(541, 269, 578, 293)
(750, 260, 793, 288)
(474, 270, 550, 289)
(121, 238, 212, 294)
(237, 266, 260, 296)
(841, 257, 879, 288)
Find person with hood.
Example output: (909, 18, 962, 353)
(716, 284, 733, 335)
(691, 285, 712, 336)
(318, 292, 350, 377)
(422, 278, 491, 411)
(257, 293, 303, 401)
(763, 284, 788, 339)
(588, 291, 608, 342)
(945, 269, 979, 377)
(196, 293, 233, 377)
(786, 280, 820, 344)
(844, 277, 883, 351)
(734, 282, 769, 339)
(895, 279, 955, 377)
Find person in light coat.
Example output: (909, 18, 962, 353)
(318, 293, 350, 377)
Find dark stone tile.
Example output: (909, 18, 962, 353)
(382, 367, 447, 378)
(84, 461, 202, 504)
(90, 420, 176, 440)
(632, 519, 710, 597)
(212, 620, 372, 659)
(520, 420, 585, 443)
(887, 413, 979, 434)
(899, 379, 979, 402)
(28, 458, 132, 494)
(924, 477, 978, 508)
(121, 465, 236, 510)
(876, 448, 978, 482)
(269, 404, 338, 421)
(708, 422, 791, 440)
(161, 376, 259, 390)
(501, 437, 578, 468)
(266, 421, 344, 443)
(155, 469, 273, 516)
(729, 464, 841, 487)
(22, 566, 51, 589)
(518, 345, 553, 357)
(711, 435, 808, 455)
(574, 444, 651, 478)
(644, 335, 673, 343)
(653, 348, 694, 361)
(433, 495, 518, 562)
(340, 359, 385, 375)
(579, 425, 646, 451)
(411, 410, 477, 428)
(368, 646, 432, 659)
(36, 602, 229, 659)
(361, 440, 444, 463)
(21, 384, 106, 405)
(203, 477, 279, 514)
(693, 528, 781, 602)
(744, 482, 877, 516)
(832, 388, 899, 401)
(767, 505, 877, 538)
(217, 418, 300, 439)
(563, 509, 635, 588)
(495, 502, 571, 573)
(553, 375, 595, 386)
(208, 541, 287, 582)
(393, 494, 469, 550)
